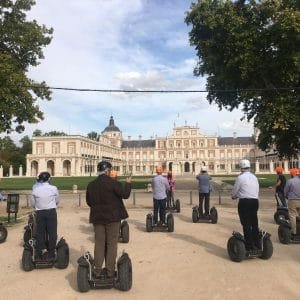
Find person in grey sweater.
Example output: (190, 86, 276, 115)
(196, 166, 212, 217)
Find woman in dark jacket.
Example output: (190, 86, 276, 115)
(86, 161, 131, 281)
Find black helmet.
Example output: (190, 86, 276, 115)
(97, 161, 112, 172)
(38, 172, 51, 182)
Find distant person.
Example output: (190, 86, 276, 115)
(231, 160, 260, 251)
(0, 192, 4, 201)
(196, 166, 212, 217)
(167, 171, 175, 209)
(275, 166, 286, 206)
(32, 172, 59, 260)
(86, 161, 131, 281)
(284, 169, 300, 240)
(152, 166, 169, 224)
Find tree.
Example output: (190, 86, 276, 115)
(20, 135, 32, 155)
(87, 131, 100, 141)
(0, 0, 53, 134)
(185, 0, 300, 158)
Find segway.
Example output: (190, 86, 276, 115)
(227, 230, 273, 262)
(119, 220, 129, 243)
(146, 212, 174, 232)
(77, 251, 132, 292)
(22, 213, 69, 271)
(274, 193, 289, 224)
(192, 206, 218, 224)
(278, 216, 300, 244)
(0, 223, 8, 243)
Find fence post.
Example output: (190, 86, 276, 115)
(132, 191, 136, 206)
(189, 191, 193, 205)
(219, 189, 222, 205)
(78, 193, 81, 207)
(26, 194, 29, 208)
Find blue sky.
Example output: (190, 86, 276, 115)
(8, 0, 253, 142)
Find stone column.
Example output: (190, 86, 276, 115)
(9, 165, 13, 177)
(19, 165, 23, 176)
(0, 165, 3, 178)
(269, 160, 274, 173)
(227, 162, 231, 174)
(255, 160, 260, 173)
(284, 160, 289, 173)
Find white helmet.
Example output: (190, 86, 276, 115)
(201, 166, 207, 172)
(240, 159, 250, 169)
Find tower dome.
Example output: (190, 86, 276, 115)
(103, 116, 120, 132)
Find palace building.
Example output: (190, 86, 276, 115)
(25, 116, 296, 177)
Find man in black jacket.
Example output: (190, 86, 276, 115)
(86, 161, 131, 281)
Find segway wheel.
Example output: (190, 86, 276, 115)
(210, 207, 218, 224)
(274, 211, 288, 224)
(22, 249, 34, 272)
(167, 213, 174, 232)
(55, 243, 70, 269)
(23, 228, 31, 243)
(227, 236, 246, 262)
(146, 214, 153, 232)
(175, 199, 181, 213)
(192, 208, 198, 223)
(0, 225, 8, 243)
(260, 237, 273, 260)
(120, 220, 130, 243)
(77, 265, 91, 292)
(278, 224, 291, 244)
(116, 252, 132, 291)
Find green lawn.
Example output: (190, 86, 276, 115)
(0, 176, 153, 190)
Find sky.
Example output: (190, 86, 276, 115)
(6, 0, 254, 143)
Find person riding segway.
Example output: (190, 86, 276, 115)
(193, 166, 218, 224)
(22, 171, 69, 271)
(227, 160, 273, 262)
(166, 171, 180, 213)
(278, 168, 300, 243)
(78, 161, 132, 291)
(146, 165, 174, 232)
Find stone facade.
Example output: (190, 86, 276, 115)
(25, 116, 297, 177)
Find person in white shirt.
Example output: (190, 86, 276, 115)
(32, 172, 59, 260)
(231, 159, 259, 251)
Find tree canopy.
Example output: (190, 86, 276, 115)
(185, 0, 300, 158)
(0, 0, 53, 134)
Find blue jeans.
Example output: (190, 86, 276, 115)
(153, 198, 167, 224)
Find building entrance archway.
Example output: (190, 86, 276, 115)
(184, 162, 190, 172)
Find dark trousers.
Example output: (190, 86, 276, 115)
(167, 190, 175, 208)
(36, 208, 57, 255)
(238, 198, 259, 250)
(153, 198, 167, 224)
(94, 222, 120, 277)
(198, 193, 210, 215)
(277, 191, 287, 207)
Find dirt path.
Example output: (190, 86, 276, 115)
(1, 193, 300, 300)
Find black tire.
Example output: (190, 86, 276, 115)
(22, 249, 34, 272)
(278, 224, 291, 244)
(167, 214, 174, 232)
(0, 225, 8, 243)
(175, 199, 181, 213)
(120, 221, 130, 243)
(23, 228, 31, 243)
(77, 265, 91, 293)
(117, 253, 132, 291)
(227, 236, 246, 262)
(260, 238, 273, 260)
(55, 243, 69, 269)
(192, 208, 198, 223)
(146, 214, 153, 232)
(210, 207, 218, 224)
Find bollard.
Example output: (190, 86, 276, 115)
(26, 194, 30, 208)
(133, 191, 136, 206)
(78, 193, 81, 207)
(189, 191, 193, 205)
(219, 190, 222, 205)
